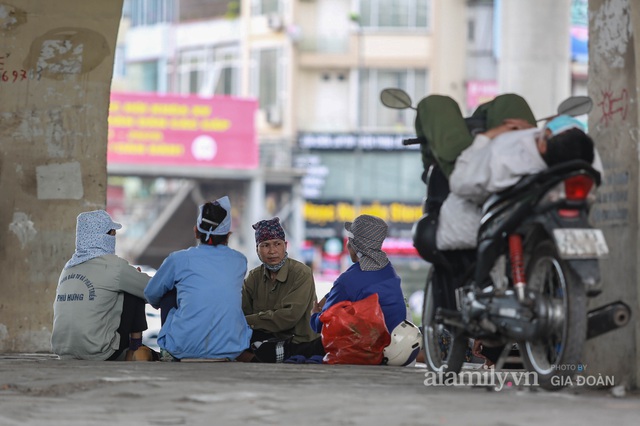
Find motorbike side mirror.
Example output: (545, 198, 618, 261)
(557, 96, 593, 117)
(538, 96, 593, 122)
(380, 88, 415, 110)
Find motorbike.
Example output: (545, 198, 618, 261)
(380, 88, 631, 390)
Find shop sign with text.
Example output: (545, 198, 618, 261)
(108, 92, 258, 169)
(304, 200, 423, 240)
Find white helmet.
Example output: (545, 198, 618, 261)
(383, 320, 423, 366)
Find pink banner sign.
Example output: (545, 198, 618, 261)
(108, 92, 258, 169)
(466, 80, 498, 114)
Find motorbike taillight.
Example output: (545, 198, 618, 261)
(564, 175, 594, 201)
(539, 175, 597, 218)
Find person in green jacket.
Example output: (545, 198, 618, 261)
(242, 217, 324, 363)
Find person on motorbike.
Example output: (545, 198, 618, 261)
(415, 93, 602, 367)
(416, 93, 602, 250)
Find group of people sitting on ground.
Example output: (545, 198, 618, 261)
(51, 201, 418, 364)
(51, 92, 601, 368)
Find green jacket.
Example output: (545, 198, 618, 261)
(242, 258, 318, 344)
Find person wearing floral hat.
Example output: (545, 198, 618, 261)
(242, 217, 323, 362)
(52, 210, 154, 361)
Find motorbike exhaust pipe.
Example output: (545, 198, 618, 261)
(587, 301, 632, 340)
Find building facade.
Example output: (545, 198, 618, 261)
(109, 0, 583, 292)
(110, 0, 468, 291)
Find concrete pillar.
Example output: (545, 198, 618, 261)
(432, 0, 467, 105)
(290, 178, 305, 261)
(498, 0, 572, 116)
(0, 1, 123, 352)
(587, 0, 639, 390)
(245, 174, 266, 269)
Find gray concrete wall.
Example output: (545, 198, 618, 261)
(0, 1, 123, 351)
(587, 0, 639, 389)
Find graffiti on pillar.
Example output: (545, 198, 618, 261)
(597, 88, 629, 126)
(0, 53, 37, 83)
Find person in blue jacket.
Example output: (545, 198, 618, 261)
(310, 214, 406, 335)
(144, 196, 253, 361)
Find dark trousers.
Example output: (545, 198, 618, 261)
(159, 288, 178, 325)
(107, 292, 148, 360)
(250, 329, 325, 358)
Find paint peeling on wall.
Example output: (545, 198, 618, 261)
(6, 110, 80, 158)
(8, 212, 36, 249)
(591, 0, 632, 68)
(36, 161, 83, 200)
(25, 28, 110, 80)
(0, 3, 27, 32)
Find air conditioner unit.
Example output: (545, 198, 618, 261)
(266, 106, 282, 127)
(267, 14, 284, 31)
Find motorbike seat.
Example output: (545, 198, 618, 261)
(482, 160, 600, 216)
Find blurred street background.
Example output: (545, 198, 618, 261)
(106, 0, 589, 307)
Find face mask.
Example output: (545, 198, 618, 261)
(545, 115, 585, 136)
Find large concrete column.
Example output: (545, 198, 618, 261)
(245, 174, 266, 269)
(498, 0, 572, 116)
(587, 0, 639, 390)
(0, 1, 123, 352)
(432, 0, 467, 105)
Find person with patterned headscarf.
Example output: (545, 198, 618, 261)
(242, 217, 324, 363)
(310, 214, 407, 337)
(145, 196, 253, 361)
(52, 210, 154, 361)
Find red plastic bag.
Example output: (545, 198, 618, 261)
(320, 293, 391, 365)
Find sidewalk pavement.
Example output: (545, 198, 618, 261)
(1, 353, 638, 426)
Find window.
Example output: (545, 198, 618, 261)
(127, 61, 159, 92)
(174, 45, 240, 96)
(359, 68, 428, 130)
(129, 0, 176, 27)
(250, 47, 284, 110)
(251, 0, 282, 16)
(359, 0, 430, 29)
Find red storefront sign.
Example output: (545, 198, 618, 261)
(108, 92, 258, 169)
(466, 80, 498, 114)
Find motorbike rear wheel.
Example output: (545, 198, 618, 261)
(422, 268, 467, 373)
(519, 240, 587, 391)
